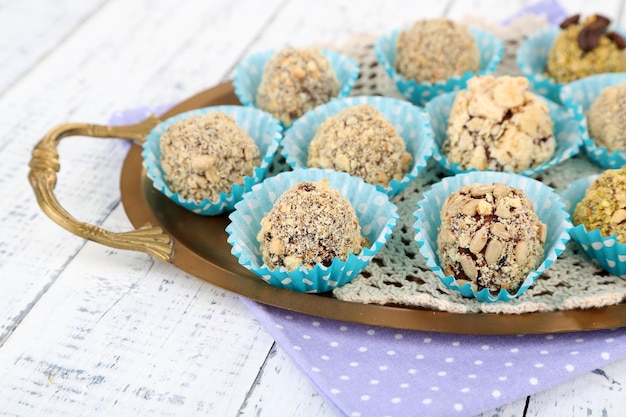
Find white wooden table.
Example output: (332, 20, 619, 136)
(1, 1, 625, 416)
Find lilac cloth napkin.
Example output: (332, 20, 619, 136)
(501, 0, 567, 26)
(243, 299, 626, 417)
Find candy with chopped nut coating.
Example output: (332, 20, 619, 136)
(573, 168, 626, 243)
(160, 112, 260, 203)
(257, 179, 368, 271)
(395, 18, 480, 84)
(586, 82, 626, 153)
(307, 104, 412, 187)
(256, 47, 339, 127)
(437, 182, 546, 293)
(444, 75, 555, 173)
(547, 14, 626, 83)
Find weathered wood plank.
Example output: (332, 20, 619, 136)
(239, 344, 339, 417)
(447, 0, 527, 23)
(524, 358, 626, 417)
(0, 0, 282, 339)
(0, 0, 107, 96)
(0, 205, 275, 416)
(240, 0, 453, 53)
(0, 0, 288, 414)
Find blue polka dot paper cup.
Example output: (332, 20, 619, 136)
(374, 27, 503, 106)
(517, 26, 626, 104)
(425, 90, 581, 177)
(560, 175, 626, 278)
(413, 171, 572, 302)
(142, 105, 282, 216)
(226, 168, 398, 293)
(280, 96, 434, 197)
(516, 26, 561, 103)
(233, 49, 359, 125)
(561, 73, 626, 169)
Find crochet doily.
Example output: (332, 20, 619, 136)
(272, 15, 626, 314)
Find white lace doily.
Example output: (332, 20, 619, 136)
(272, 15, 626, 314)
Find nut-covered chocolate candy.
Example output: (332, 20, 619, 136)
(444, 75, 555, 173)
(395, 18, 480, 84)
(547, 14, 626, 83)
(437, 183, 547, 293)
(574, 168, 626, 243)
(257, 179, 368, 271)
(160, 112, 260, 203)
(586, 82, 626, 153)
(307, 104, 412, 187)
(256, 47, 339, 127)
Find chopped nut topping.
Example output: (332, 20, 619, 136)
(437, 182, 546, 294)
(395, 18, 479, 83)
(258, 179, 368, 271)
(160, 112, 260, 203)
(256, 47, 338, 127)
(444, 75, 555, 173)
(307, 104, 412, 187)
(574, 168, 626, 243)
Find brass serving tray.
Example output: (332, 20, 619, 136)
(30, 81, 626, 335)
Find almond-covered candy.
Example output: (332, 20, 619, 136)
(444, 75, 555, 173)
(437, 182, 547, 294)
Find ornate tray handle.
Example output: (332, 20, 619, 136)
(28, 116, 174, 263)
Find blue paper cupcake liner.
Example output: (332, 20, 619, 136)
(280, 96, 434, 197)
(233, 48, 360, 126)
(561, 73, 626, 168)
(516, 26, 561, 103)
(413, 171, 572, 302)
(142, 105, 283, 215)
(425, 90, 581, 176)
(560, 174, 626, 278)
(374, 27, 503, 106)
(226, 168, 398, 293)
(517, 26, 626, 104)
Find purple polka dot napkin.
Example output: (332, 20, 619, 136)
(243, 299, 626, 417)
(501, 0, 567, 26)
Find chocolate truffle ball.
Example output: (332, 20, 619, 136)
(547, 14, 626, 83)
(160, 112, 260, 203)
(257, 179, 367, 271)
(444, 75, 555, 173)
(307, 104, 412, 187)
(256, 47, 339, 126)
(437, 183, 547, 293)
(395, 18, 480, 84)
(586, 82, 626, 152)
(574, 168, 626, 243)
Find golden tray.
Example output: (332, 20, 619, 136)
(29, 81, 626, 335)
